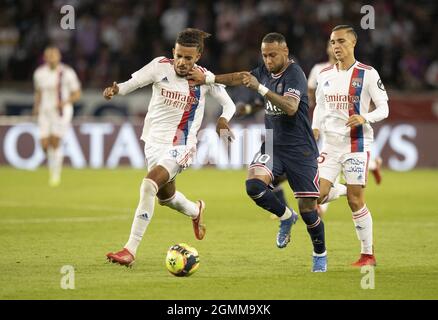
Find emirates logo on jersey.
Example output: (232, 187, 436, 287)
(325, 94, 360, 103)
(325, 94, 360, 111)
(161, 88, 199, 111)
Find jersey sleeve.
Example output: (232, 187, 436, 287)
(283, 66, 307, 102)
(131, 57, 160, 86)
(207, 83, 236, 121)
(66, 68, 81, 92)
(362, 68, 389, 123)
(367, 68, 388, 103)
(118, 57, 161, 95)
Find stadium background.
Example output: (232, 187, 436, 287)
(1, 0, 437, 170)
(1, 0, 438, 300)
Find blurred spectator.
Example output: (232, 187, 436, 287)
(75, 13, 99, 63)
(0, 0, 436, 91)
(160, 0, 189, 45)
(425, 58, 438, 88)
(0, 11, 19, 76)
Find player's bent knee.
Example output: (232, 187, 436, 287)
(158, 192, 176, 206)
(347, 190, 364, 210)
(141, 178, 159, 197)
(298, 197, 317, 213)
(147, 165, 171, 186)
(347, 197, 364, 211)
(158, 196, 174, 206)
(245, 179, 267, 199)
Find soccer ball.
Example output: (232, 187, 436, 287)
(165, 243, 200, 277)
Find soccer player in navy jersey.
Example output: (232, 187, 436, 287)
(189, 32, 327, 272)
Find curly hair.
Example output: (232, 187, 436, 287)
(175, 28, 211, 53)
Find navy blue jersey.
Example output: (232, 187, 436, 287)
(251, 61, 319, 160)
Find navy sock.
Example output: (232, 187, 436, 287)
(300, 210, 326, 254)
(246, 179, 286, 217)
(273, 186, 288, 207)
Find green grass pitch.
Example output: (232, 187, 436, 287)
(1, 167, 437, 299)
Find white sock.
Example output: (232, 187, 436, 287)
(280, 207, 292, 221)
(125, 178, 158, 256)
(313, 250, 327, 257)
(352, 205, 373, 254)
(52, 147, 63, 182)
(323, 183, 347, 204)
(159, 191, 198, 218)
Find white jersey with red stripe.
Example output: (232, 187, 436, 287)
(124, 56, 231, 147)
(315, 61, 389, 153)
(33, 63, 81, 112)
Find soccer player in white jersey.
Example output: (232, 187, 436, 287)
(310, 41, 383, 187)
(32, 46, 81, 186)
(310, 41, 383, 216)
(104, 28, 236, 267)
(314, 25, 389, 267)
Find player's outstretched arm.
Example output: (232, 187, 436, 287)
(241, 72, 298, 116)
(103, 82, 119, 100)
(187, 68, 247, 87)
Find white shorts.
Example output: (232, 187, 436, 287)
(38, 106, 73, 139)
(318, 144, 370, 185)
(144, 143, 196, 181)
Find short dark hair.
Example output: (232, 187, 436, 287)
(262, 32, 287, 45)
(176, 28, 211, 53)
(332, 25, 358, 41)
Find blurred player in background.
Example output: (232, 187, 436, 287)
(189, 32, 327, 272)
(104, 28, 236, 267)
(314, 25, 389, 267)
(32, 46, 81, 187)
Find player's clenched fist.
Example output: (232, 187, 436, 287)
(187, 67, 206, 85)
(103, 82, 119, 100)
(242, 72, 259, 90)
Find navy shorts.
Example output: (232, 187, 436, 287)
(249, 142, 320, 198)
